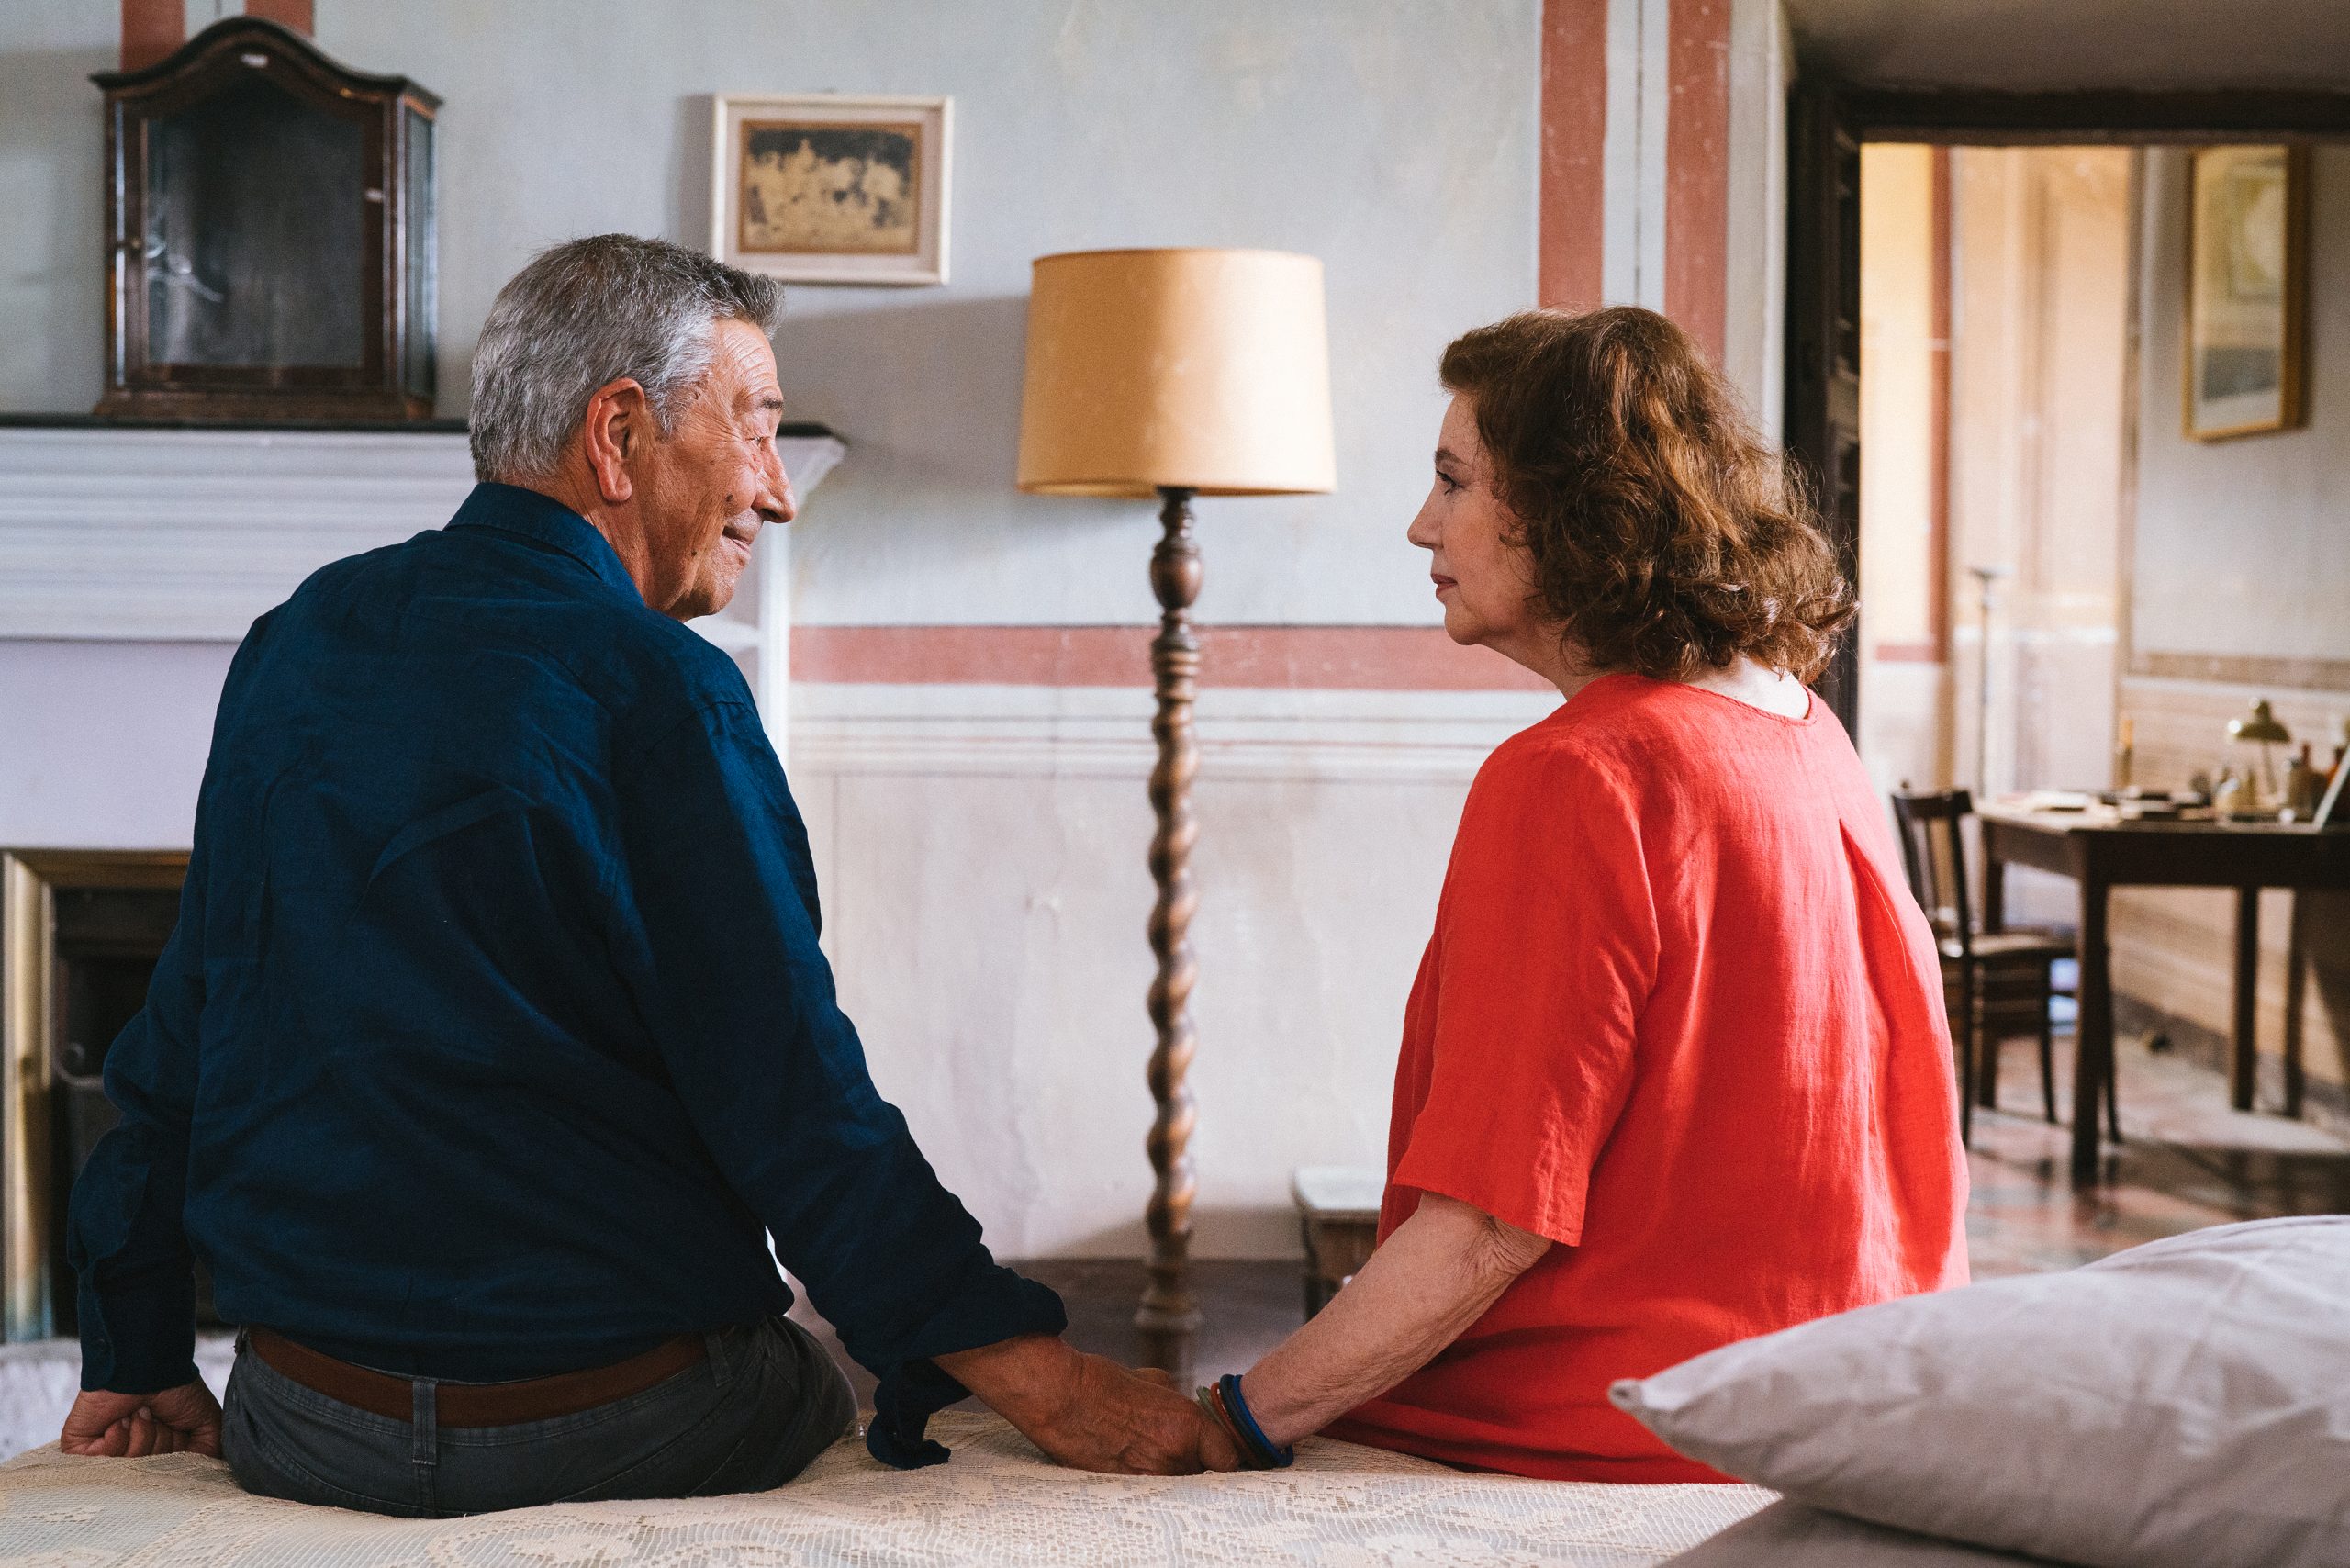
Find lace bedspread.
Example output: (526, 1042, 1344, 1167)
(0, 1410, 1774, 1566)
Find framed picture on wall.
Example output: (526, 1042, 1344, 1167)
(711, 95, 950, 286)
(2184, 144, 2307, 441)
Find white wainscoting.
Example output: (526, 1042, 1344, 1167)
(790, 682, 1561, 784)
(787, 679, 1558, 1259)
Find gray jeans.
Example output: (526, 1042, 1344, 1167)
(222, 1318, 856, 1518)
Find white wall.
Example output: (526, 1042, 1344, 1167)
(0, 0, 1540, 633)
(1853, 143, 1942, 799)
(2132, 146, 2350, 666)
(794, 688, 1562, 1258)
(0, 5, 205, 837)
(1723, 0, 1790, 437)
(0, 642, 231, 848)
(2115, 146, 2350, 1103)
(1946, 146, 2131, 802)
(0, 5, 110, 411)
(0, 0, 1560, 1260)
(0, 0, 1809, 1259)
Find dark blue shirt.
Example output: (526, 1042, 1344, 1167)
(68, 483, 1062, 1457)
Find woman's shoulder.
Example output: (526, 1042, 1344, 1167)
(1469, 703, 1638, 815)
(1480, 677, 1683, 775)
(1473, 674, 1801, 811)
(1449, 700, 1653, 887)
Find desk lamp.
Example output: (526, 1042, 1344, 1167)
(1015, 249, 1335, 1376)
(2225, 699, 2292, 815)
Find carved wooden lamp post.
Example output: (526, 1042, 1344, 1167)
(1014, 249, 1335, 1377)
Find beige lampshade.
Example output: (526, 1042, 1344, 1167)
(1016, 248, 1337, 498)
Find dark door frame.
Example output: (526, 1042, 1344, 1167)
(1781, 84, 2350, 735)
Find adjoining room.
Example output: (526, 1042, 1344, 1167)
(1854, 134, 2350, 1260)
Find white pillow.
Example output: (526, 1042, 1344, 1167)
(1612, 1216, 2350, 1568)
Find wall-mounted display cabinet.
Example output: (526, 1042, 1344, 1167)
(91, 17, 439, 422)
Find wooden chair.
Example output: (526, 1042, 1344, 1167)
(1890, 788, 2087, 1145)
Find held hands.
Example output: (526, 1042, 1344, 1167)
(934, 1335, 1240, 1474)
(60, 1382, 223, 1458)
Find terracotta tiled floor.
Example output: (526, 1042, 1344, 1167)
(806, 1036, 2350, 1403)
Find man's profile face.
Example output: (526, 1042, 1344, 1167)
(632, 319, 795, 620)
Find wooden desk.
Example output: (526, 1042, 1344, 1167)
(1975, 804, 2350, 1185)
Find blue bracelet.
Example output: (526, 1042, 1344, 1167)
(1218, 1373, 1296, 1469)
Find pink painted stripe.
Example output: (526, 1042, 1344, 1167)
(243, 0, 316, 33)
(120, 0, 181, 70)
(1664, 0, 1731, 364)
(1873, 642, 1942, 665)
(790, 625, 1553, 691)
(1540, 0, 1609, 311)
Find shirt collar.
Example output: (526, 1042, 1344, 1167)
(446, 483, 642, 600)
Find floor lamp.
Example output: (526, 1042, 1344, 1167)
(1967, 563, 2010, 795)
(1014, 249, 1336, 1377)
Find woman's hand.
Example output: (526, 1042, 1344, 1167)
(60, 1382, 222, 1458)
(1238, 1192, 1550, 1449)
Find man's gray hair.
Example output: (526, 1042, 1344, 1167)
(468, 234, 784, 483)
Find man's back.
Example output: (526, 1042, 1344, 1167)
(73, 485, 1058, 1396)
(177, 487, 788, 1378)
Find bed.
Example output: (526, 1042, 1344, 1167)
(0, 1410, 1785, 1567)
(1663, 1500, 2045, 1564)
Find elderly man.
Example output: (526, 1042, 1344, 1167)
(60, 235, 1234, 1515)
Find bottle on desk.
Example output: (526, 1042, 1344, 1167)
(2284, 743, 2327, 821)
(2113, 715, 2135, 792)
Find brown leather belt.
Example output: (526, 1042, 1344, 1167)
(247, 1328, 707, 1428)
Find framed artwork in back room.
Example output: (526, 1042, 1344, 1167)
(711, 95, 950, 286)
(2184, 144, 2307, 441)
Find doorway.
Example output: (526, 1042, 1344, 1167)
(1854, 143, 2132, 832)
(1784, 86, 2350, 750)
(1788, 86, 2350, 1178)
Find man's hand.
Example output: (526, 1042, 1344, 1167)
(60, 1383, 222, 1459)
(935, 1335, 1240, 1475)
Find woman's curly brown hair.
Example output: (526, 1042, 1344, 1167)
(1439, 306, 1853, 683)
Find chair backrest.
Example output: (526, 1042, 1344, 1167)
(1889, 786, 1975, 954)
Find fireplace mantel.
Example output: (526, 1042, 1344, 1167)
(0, 421, 845, 726)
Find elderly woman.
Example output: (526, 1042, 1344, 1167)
(1197, 307, 1967, 1482)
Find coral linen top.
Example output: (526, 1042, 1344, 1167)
(1326, 675, 1969, 1482)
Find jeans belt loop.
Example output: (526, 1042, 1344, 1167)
(410, 1378, 439, 1512)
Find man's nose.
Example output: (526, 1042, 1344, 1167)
(757, 446, 797, 526)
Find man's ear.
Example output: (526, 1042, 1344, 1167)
(577, 377, 650, 506)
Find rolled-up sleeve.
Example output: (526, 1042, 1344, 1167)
(612, 699, 1062, 1457)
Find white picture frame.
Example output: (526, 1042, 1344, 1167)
(711, 95, 951, 286)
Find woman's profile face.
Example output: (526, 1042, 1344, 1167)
(1408, 395, 1543, 655)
